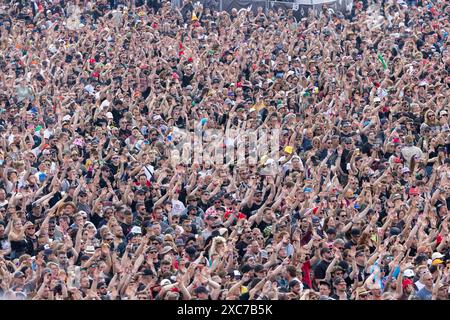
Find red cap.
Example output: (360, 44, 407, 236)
(392, 137, 401, 144)
(409, 187, 419, 195)
(188, 57, 193, 63)
(393, 157, 403, 164)
(402, 279, 413, 289)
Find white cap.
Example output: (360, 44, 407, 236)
(160, 279, 171, 286)
(374, 97, 381, 102)
(62, 115, 71, 122)
(130, 226, 142, 234)
(106, 112, 113, 119)
(153, 115, 162, 121)
(432, 252, 445, 260)
(264, 158, 275, 166)
(403, 269, 415, 278)
(401, 167, 410, 174)
(84, 84, 95, 94)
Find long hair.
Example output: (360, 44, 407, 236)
(208, 236, 226, 258)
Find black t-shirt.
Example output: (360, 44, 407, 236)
(25, 235, 37, 256)
(119, 222, 133, 236)
(241, 202, 263, 218)
(182, 73, 195, 87)
(344, 239, 357, 250)
(330, 292, 351, 300)
(253, 219, 271, 235)
(198, 200, 210, 212)
(313, 260, 330, 281)
(235, 240, 249, 258)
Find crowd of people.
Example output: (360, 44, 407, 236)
(0, 0, 449, 300)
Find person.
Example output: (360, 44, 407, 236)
(0, 0, 449, 301)
(416, 272, 434, 300)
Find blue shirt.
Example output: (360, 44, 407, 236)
(416, 287, 432, 300)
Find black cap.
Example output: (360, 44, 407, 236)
(143, 269, 154, 276)
(241, 264, 254, 274)
(254, 264, 265, 273)
(390, 227, 401, 236)
(333, 277, 346, 286)
(185, 246, 197, 256)
(320, 247, 331, 256)
(194, 286, 209, 295)
(351, 228, 361, 236)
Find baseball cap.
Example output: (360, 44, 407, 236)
(160, 279, 172, 286)
(401, 167, 411, 174)
(392, 193, 402, 201)
(403, 269, 415, 278)
(194, 286, 209, 295)
(130, 226, 142, 235)
(390, 227, 401, 236)
(432, 252, 445, 260)
(402, 279, 414, 289)
(175, 239, 185, 247)
(254, 264, 265, 273)
(241, 264, 254, 274)
(333, 277, 346, 285)
(351, 228, 361, 236)
(161, 246, 174, 255)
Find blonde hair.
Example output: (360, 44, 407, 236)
(209, 236, 226, 258)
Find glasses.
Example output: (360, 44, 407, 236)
(152, 242, 160, 245)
